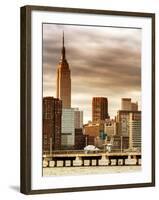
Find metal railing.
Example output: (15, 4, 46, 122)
(43, 149, 141, 157)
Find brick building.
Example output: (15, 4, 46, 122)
(43, 97, 62, 153)
(92, 97, 109, 123)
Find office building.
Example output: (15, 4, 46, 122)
(116, 110, 141, 137)
(83, 122, 104, 138)
(121, 98, 131, 110)
(104, 119, 117, 136)
(74, 128, 86, 150)
(129, 112, 141, 150)
(85, 135, 96, 146)
(107, 135, 129, 151)
(74, 108, 83, 129)
(121, 98, 138, 111)
(61, 108, 75, 149)
(116, 110, 130, 136)
(131, 102, 138, 111)
(92, 97, 109, 123)
(43, 97, 62, 153)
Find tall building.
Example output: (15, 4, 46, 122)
(56, 32, 71, 108)
(74, 128, 86, 150)
(61, 108, 83, 149)
(104, 119, 117, 137)
(92, 97, 109, 122)
(129, 112, 141, 150)
(131, 102, 138, 111)
(61, 108, 75, 149)
(43, 97, 62, 153)
(121, 98, 138, 111)
(121, 98, 131, 110)
(117, 110, 130, 136)
(74, 108, 83, 129)
(116, 110, 141, 138)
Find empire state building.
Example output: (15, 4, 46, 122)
(56, 32, 71, 108)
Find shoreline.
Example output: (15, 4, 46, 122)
(43, 165, 141, 177)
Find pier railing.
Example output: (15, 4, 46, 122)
(42, 150, 141, 168)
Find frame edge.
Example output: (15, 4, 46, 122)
(151, 13, 155, 187)
(20, 6, 32, 195)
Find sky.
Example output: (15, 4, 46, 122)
(43, 24, 141, 123)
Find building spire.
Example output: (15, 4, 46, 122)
(63, 31, 64, 48)
(61, 31, 65, 60)
(57, 31, 71, 108)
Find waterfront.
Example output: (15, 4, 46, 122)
(42, 26, 142, 178)
(43, 166, 141, 176)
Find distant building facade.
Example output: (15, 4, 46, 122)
(43, 97, 62, 153)
(107, 135, 129, 151)
(92, 97, 109, 123)
(116, 110, 141, 151)
(104, 119, 117, 137)
(121, 98, 131, 111)
(116, 110, 141, 137)
(61, 108, 84, 149)
(117, 110, 130, 137)
(86, 135, 96, 146)
(84, 123, 100, 137)
(121, 98, 138, 111)
(129, 112, 141, 150)
(74, 128, 86, 150)
(131, 102, 138, 111)
(61, 108, 75, 149)
(83, 122, 104, 138)
(74, 108, 83, 128)
(83, 122, 107, 148)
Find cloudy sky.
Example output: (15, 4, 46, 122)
(43, 23, 141, 123)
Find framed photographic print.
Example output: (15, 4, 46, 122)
(20, 5, 155, 194)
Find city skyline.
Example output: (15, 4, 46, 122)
(43, 24, 141, 123)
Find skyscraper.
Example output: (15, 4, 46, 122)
(121, 98, 138, 111)
(92, 97, 109, 123)
(74, 108, 83, 129)
(121, 98, 131, 111)
(116, 110, 141, 137)
(61, 108, 75, 149)
(56, 32, 71, 108)
(74, 128, 85, 150)
(131, 102, 138, 111)
(43, 97, 62, 153)
(129, 112, 141, 151)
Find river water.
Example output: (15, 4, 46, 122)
(43, 166, 141, 176)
